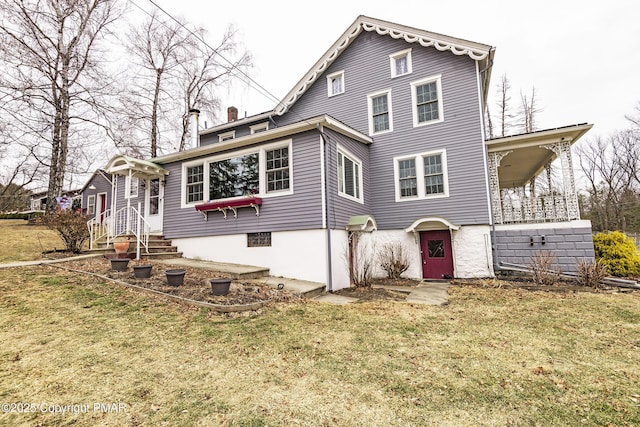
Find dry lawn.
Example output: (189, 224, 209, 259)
(0, 219, 64, 262)
(0, 264, 639, 426)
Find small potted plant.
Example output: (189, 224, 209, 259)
(113, 236, 130, 254)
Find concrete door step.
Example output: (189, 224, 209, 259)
(154, 258, 270, 280)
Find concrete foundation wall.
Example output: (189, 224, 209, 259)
(494, 220, 595, 273)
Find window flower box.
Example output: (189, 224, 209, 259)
(195, 197, 262, 220)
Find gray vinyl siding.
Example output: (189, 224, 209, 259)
(277, 30, 490, 229)
(82, 173, 112, 216)
(323, 128, 372, 229)
(161, 130, 325, 239)
(110, 175, 144, 214)
(199, 119, 271, 147)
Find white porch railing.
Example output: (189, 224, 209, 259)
(498, 192, 577, 224)
(87, 209, 110, 250)
(87, 203, 150, 259)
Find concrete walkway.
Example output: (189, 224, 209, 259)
(315, 280, 450, 305)
(0, 253, 102, 269)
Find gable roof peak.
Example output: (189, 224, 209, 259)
(274, 15, 495, 116)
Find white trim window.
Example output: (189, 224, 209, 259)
(327, 70, 345, 97)
(87, 195, 96, 215)
(250, 122, 269, 134)
(181, 140, 293, 208)
(185, 164, 204, 204)
(125, 176, 139, 199)
(337, 147, 363, 203)
(367, 89, 393, 135)
(411, 75, 444, 127)
(390, 48, 412, 78)
(218, 130, 236, 142)
(265, 146, 290, 193)
(394, 150, 448, 201)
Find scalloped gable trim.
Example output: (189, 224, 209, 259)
(275, 16, 493, 116)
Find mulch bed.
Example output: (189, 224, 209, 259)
(55, 257, 303, 309)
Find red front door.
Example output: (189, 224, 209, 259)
(99, 194, 107, 223)
(420, 230, 454, 279)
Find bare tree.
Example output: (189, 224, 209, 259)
(519, 86, 542, 133)
(0, 0, 121, 213)
(576, 130, 640, 231)
(177, 25, 252, 151)
(122, 9, 252, 157)
(496, 73, 514, 137)
(124, 9, 190, 157)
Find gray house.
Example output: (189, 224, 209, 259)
(80, 169, 113, 219)
(95, 15, 595, 290)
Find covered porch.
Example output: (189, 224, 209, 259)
(486, 124, 592, 225)
(88, 155, 169, 258)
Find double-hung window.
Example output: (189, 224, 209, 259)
(337, 147, 363, 202)
(390, 48, 412, 78)
(87, 195, 96, 215)
(327, 70, 345, 97)
(394, 150, 448, 201)
(367, 89, 392, 135)
(266, 147, 290, 192)
(411, 75, 444, 127)
(186, 164, 204, 203)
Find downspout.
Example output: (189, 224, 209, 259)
(478, 54, 500, 274)
(318, 125, 334, 291)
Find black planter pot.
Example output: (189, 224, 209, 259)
(165, 269, 186, 286)
(210, 278, 232, 296)
(133, 264, 153, 279)
(110, 258, 129, 271)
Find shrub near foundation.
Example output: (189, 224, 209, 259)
(592, 231, 640, 277)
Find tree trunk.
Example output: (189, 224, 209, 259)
(150, 69, 163, 158)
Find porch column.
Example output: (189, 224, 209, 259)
(488, 150, 511, 224)
(540, 141, 580, 220)
(126, 169, 132, 232)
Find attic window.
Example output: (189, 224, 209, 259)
(250, 122, 269, 134)
(327, 70, 345, 97)
(390, 48, 412, 78)
(219, 130, 235, 142)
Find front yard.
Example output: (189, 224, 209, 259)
(0, 220, 639, 426)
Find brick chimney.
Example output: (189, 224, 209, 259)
(227, 106, 238, 122)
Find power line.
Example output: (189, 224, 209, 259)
(139, 0, 285, 111)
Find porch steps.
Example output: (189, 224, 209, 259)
(91, 234, 182, 260)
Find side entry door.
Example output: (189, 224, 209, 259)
(420, 230, 454, 279)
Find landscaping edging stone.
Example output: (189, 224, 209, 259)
(46, 264, 272, 313)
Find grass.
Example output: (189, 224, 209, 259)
(0, 219, 63, 262)
(0, 220, 639, 425)
(0, 267, 638, 426)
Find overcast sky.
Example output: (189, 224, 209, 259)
(153, 0, 640, 140)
